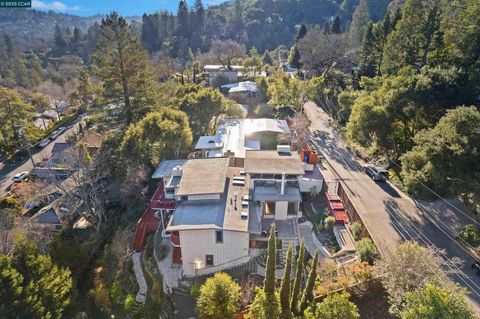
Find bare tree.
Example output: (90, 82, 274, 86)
(239, 275, 256, 308)
(209, 40, 246, 69)
(297, 27, 350, 75)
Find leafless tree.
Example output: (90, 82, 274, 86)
(297, 27, 351, 75)
(0, 208, 15, 255)
(239, 275, 256, 308)
(209, 40, 246, 69)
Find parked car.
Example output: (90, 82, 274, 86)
(57, 127, 66, 134)
(39, 139, 50, 148)
(49, 130, 60, 140)
(364, 164, 387, 182)
(12, 171, 29, 183)
(472, 261, 480, 275)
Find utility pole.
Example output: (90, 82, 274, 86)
(18, 127, 35, 167)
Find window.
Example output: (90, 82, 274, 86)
(216, 230, 223, 243)
(206, 255, 214, 266)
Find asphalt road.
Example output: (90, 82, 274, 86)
(304, 101, 480, 315)
(0, 116, 83, 195)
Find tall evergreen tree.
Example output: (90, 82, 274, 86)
(349, 0, 371, 52)
(53, 24, 68, 56)
(290, 239, 304, 314)
(299, 250, 319, 314)
(331, 14, 342, 34)
(93, 12, 158, 126)
(296, 24, 307, 42)
(176, 0, 190, 41)
(279, 243, 293, 319)
(359, 22, 377, 77)
(264, 223, 276, 297)
(77, 68, 93, 112)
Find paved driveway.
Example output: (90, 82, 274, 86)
(304, 101, 480, 314)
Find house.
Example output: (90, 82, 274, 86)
(204, 65, 244, 87)
(29, 200, 69, 232)
(195, 118, 290, 158)
(155, 145, 323, 277)
(220, 81, 258, 104)
(164, 158, 250, 276)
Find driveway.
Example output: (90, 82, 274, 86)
(304, 101, 480, 314)
(0, 115, 83, 195)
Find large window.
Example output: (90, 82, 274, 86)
(216, 230, 223, 243)
(206, 255, 214, 266)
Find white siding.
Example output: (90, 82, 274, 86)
(275, 201, 288, 220)
(179, 229, 249, 276)
(299, 178, 323, 193)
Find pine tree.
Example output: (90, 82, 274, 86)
(279, 243, 293, 319)
(77, 68, 93, 113)
(296, 24, 307, 42)
(359, 22, 377, 77)
(264, 223, 276, 297)
(176, 0, 190, 41)
(93, 12, 158, 126)
(288, 45, 301, 68)
(349, 0, 371, 52)
(299, 250, 319, 314)
(332, 15, 342, 34)
(29, 52, 44, 86)
(53, 24, 68, 56)
(290, 239, 304, 314)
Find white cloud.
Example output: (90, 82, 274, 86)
(32, 1, 80, 11)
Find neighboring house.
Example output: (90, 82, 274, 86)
(42, 110, 59, 121)
(29, 200, 69, 232)
(154, 145, 323, 277)
(204, 65, 244, 87)
(195, 118, 290, 158)
(220, 81, 258, 105)
(33, 117, 51, 130)
(47, 136, 100, 168)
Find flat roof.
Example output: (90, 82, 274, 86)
(204, 65, 243, 71)
(167, 166, 249, 232)
(152, 159, 187, 179)
(194, 118, 290, 158)
(221, 81, 257, 93)
(244, 150, 304, 175)
(175, 158, 230, 196)
(254, 183, 302, 202)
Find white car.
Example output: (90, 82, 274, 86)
(12, 171, 29, 183)
(49, 130, 60, 140)
(57, 127, 66, 134)
(39, 139, 50, 148)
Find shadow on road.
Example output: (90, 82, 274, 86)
(377, 182, 401, 198)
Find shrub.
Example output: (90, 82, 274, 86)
(325, 216, 336, 231)
(356, 238, 376, 264)
(459, 224, 479, 244)
(197, 272, 241, 319)
(350, 221, 362, 241)
(124, 294, 135, 312)
(190, 283, 201, 299)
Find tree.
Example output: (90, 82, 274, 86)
(176, 85, 228, 137)
(0, 255, 24, 317)
(459, 224, 479, 244)
(304, 292, 360, 319)
(243, 47, 263, 75)
(121, 109, 193, 167)
(76, 68, 93, 112)
(246, 288, 280, 319)
(359, 22, 377, 77)
(296, 24, 307, 42)
(264, 223, 276, 298)
(399, 284, 475, 319)
(356, 238, 376, 264)
(176, 0, 190, 41)
(400, 106, 480, 203)
(0, 87, 34, 152)
(196, 272, 241, 319)
(350, 221, 362, 241)
(267, 72, 304, 113)
(290, 239, 304, 314)
(331, 15, 342, 34)
(53, 24, 68, 56)
(288, 45, 301, 68)
(93, 12, 158, 126)
(374, 241, 452, 314)
(209, 40, 246, 69)
(298, 250, 319, 314)
(279, 243, 293, 319)
(349, 0, 371, 53)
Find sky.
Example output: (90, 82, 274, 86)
(31, 0, 225, 16)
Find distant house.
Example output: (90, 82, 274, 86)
(220, 81, 258, 104)
(195, 118, 290, 158)
(29, 200, 69, 232)
(33, 118, 51, 130)
(204, 65, 244, 87)
(47, 135, 101, 168)
(42, 110, 59, 121)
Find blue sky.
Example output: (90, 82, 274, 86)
(31, 0, 225, 16)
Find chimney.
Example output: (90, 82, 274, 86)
(281, 173, 285, 195)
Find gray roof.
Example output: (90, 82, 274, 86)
(244, 150, 304, 175)
(33, 207, 61, 224)
(176, 158, 230, 196)
(254, 183, 302, 202)
(152, 159, 187, 179)
(168, 199, 226, 230)
(51, 142, 71, 156)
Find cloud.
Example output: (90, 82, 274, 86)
(32, 1, 80, 11)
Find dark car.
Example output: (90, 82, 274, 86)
(364, 164, 387, 182)
(472, 262, 480, 275)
